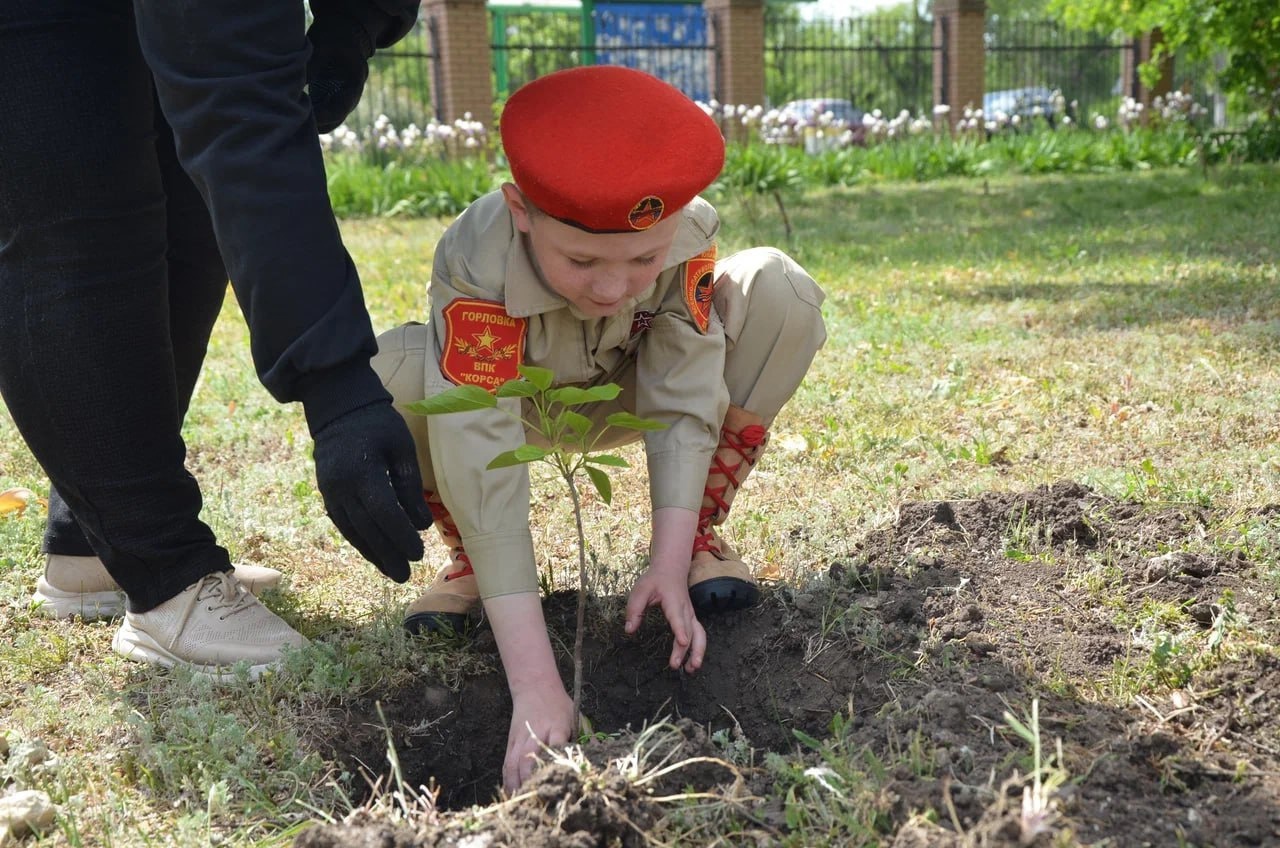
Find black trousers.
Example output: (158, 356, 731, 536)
(0, 1, 233, 610)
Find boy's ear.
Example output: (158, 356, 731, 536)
(501, 183, 533, 234)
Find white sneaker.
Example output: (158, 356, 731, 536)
(111, 571, 307, 680)
(33, 554, 283, 621)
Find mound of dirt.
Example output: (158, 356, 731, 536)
(298, 481, 1280, 847)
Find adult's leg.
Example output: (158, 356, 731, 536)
(42, 94, 229, 558)
(0, 0, 229, 611)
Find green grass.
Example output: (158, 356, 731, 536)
(1, 165, 1278, 844)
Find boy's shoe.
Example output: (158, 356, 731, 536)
(404, 491, 481, 635)
(111, 571, 307, 681)
(403, 557, 480, 635)
(33, 554, 283, 621)
(688, 405, 769, 614)
(689, 531, 761, 613)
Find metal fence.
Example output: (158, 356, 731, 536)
(348, 18, 439, 131)
(764, 14, 937, 114)
(343, 11, 1178, 136)
(985, 18, 1134, 122)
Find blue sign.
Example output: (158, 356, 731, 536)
(593, 4, 710, 101)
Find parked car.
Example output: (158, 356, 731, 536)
(982, 87, 1061, 124)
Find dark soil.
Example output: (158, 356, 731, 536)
(296, 480, 1280, 847)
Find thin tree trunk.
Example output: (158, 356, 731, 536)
(772, 189, 793, 240)
(567, 473, 587, 730)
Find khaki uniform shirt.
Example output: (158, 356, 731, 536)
(410, 190, 730, 600)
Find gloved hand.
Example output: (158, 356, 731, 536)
(312, 401, 434, 582)
(306, 12, 373, 134)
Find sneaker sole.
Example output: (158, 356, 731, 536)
(112, 621, 277, 682)
(404, 610, 472, 637)
(689, 577, 761, 615)
(33, 577, 125, 621)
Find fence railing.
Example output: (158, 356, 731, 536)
(765, 14, 937, 114)
(985, 18, 1134, 122)
(338, 12, 1167, 135)
(349, 19, 438, 131)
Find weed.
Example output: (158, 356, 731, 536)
(1001, 698, 1069, 844)
(120, 678, 330, 819)
(768, 711, 897, 843)
(1003, 505, 1055, 564)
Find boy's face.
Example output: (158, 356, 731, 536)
(502, 184, 681, 318)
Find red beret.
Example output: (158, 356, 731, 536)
(501, 66, 725, 233)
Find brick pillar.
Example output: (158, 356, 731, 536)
(423, 0, 493, 125)
(932, 0, 985, 127)
(1121, 28, 1173, 106)
(704, 0, 765, 108)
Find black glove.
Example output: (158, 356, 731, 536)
(306, 12, 374, 134)
(312, 401, 433, 582)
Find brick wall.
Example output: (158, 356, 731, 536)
(933, 0, 985, 124)
(705, 0, 765, 107)
(423, 0, 493, 123)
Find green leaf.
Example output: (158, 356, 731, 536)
(518, 364, 554, 391)
(791, 728, 823, 751)
(547, 384, 622, 406)
(560, 410, 593, 438)
(496, 380, 539, 399)
(584, 454, 629, 468)
(405, 385, 496, 415)
(605, 411, 668, 431)
(585, 466, 613, 504)
(486, 444, 548, 469)
(1002, 711, 1036, 746)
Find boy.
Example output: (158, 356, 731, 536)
(372, 66, 826, 792)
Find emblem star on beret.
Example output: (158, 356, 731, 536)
(500, 65, 726, 233)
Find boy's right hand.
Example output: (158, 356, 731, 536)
(625, 562, 707, 673)
(505, 684, 575, 794)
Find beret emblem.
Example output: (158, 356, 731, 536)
(628, 195, 665, 230)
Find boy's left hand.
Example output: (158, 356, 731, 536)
(625, 564, 706, 673)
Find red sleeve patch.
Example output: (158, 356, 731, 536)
(682, 245, 717, 333)
(440, 298, 527, 392)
